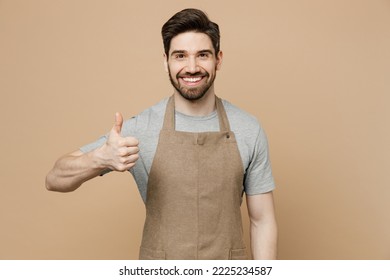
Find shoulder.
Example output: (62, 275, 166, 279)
(222, 99, 262, 135)
(222, 98, 270, 157)
(121, 98, 168, 136)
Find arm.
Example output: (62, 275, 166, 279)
(45, 112, 139, 192)
(246, 191, 278, 259)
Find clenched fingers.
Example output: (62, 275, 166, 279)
(118, 136, 139, 147)
(117, 146, 139, 157)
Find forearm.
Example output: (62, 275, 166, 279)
(250, 217, 278, 259)
(45, 149, 106, 192)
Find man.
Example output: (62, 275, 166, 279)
(46, 8, 277, 260)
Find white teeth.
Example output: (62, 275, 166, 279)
(182, 77, 202, 82)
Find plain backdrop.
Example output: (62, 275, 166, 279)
(0, 0, 389, 259)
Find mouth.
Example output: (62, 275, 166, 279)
(179, 76, 205, 86)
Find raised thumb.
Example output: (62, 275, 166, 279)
(113, 112, 123, 134)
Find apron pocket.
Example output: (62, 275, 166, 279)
(229, 248, 247, 260)
(139, 247, 166, 260)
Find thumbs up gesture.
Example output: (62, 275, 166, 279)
(98, 112, 139, 172)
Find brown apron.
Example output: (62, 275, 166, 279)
(139, 95, 247, 260)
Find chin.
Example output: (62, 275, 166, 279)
(178, 90, 209, 101)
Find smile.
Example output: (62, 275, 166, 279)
(180, 76, 205, 85)
(183, 77, 202, 82)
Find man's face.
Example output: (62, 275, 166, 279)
(164, 32, 223, 101)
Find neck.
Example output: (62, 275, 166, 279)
(174, 89, 216, 117)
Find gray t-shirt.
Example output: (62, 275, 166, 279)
(80, 97, 275, 202)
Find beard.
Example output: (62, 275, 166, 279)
(168, 66, 216, 101)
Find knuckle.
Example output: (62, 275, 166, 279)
(127, 136, 139, 146)
(128, 154, 139, 162)
(116, 164, 127, 172)
(130, 147, 139, 155)
(119, 149, 127, 157)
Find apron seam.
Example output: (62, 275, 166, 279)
(196, 137, 199, 260)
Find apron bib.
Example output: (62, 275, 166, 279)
(139, 95, 247, 260)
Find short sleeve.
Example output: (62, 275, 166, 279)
(244, 127, 275, 195)
(79, 135, 107, 154)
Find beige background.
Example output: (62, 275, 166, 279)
(1, 0, 389, 259)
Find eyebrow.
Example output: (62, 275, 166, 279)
(170, 50, 185, 56)
(170, 49, 214, 56)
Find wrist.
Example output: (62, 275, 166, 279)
(90, 145, 110, 171)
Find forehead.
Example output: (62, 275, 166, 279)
(169, 32, 214, 54)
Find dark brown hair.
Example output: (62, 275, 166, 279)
(161, 8, 220, 57)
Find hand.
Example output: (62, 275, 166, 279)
(98, 112, 139, 172)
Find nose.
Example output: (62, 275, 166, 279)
(186, 56, 199, 73)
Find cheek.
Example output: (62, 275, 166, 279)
(205, 66, 217, 77)
(168, 64, 183, 78)
(201, 61, 217, 74)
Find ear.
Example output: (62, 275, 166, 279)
(216, 50, 223, 71)
(163, 53, 168, 72)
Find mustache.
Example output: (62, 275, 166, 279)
(177, 72, 209, 78)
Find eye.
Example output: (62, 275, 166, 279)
(199, 53, 209, 59)
(175, 54, 185, 60)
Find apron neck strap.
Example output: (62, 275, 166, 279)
(162, 95, 231, 132)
